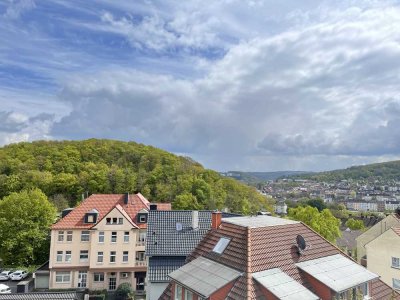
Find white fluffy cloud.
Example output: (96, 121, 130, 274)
(3, 0, 400, 171)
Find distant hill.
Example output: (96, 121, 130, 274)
(221, 171, 312, 184)
(0, 139, 273, 214)
(291, 160, 400, 182)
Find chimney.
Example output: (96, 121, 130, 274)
(212, 211, 222, 229)
(124, 193, 129, 205)
(150, 204, 158, 211)
(192, 210, 199, 230)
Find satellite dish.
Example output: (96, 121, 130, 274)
(296, 235, 307, 251)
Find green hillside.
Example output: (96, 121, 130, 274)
(293, 160, 400, 182)
(221, 171, 312, 185)
(0, 139, 272, 213)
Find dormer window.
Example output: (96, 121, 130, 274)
(213, 237, 230, 254)
(84, 209, 98, 224)
(137, 209, 148, 224)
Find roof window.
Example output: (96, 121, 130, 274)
(213, 237, 230, 254)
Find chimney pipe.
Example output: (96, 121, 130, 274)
(192, 210, 199, 230)
(124, 193, 129, 205)
(150, 204, 158, 211)
(212, 211, 222, 229)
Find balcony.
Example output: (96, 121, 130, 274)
(135, 260, 147, 267)
(136, 240, 146, 247)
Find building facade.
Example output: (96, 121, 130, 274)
(365, 227, 400, 290)
(49, 193, 170, 293)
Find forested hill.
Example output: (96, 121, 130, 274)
(292, 160, 400, 182)
(0, 139, 272, 213)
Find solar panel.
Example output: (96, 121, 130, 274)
(213, 237, 230, 254)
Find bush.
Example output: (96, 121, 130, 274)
(116, 283, 134, 300)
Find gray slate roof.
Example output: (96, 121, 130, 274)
(168, 256, 242, 298)
(0, 292, 78, 300)
(146, 210, 213, 256)
(148, 256, 186, 282)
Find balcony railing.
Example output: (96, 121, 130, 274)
(135, 260, 147, 267)
(136, 240, 146, 247)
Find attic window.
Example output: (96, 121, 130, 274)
(213, 237, 230, 254)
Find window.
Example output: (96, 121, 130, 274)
(65, 251, 72, 262)
(185, 290, 193, 300)
(58, 231, 64, 242)
(139, 232, 146, 242)
(66, 231, 73, 242)
(56, 251, 63, 262)
(136, 251, 145, 261)
(97, 251, 103, 263)
(111, 232, 117, 243)
(393, 278, 400, 290)
(81, 231, 90, 242)
(55, 271, 70, 283)
(80, 250, 89, 262)
(106, 217, 121, 225)
(98, 231, 104, 243)
(110, 251, 116, 263)
(118, 218, 123, 224)
(213, 237, 231, 254)
(93, 272, 104, 282)
(139, 215, 146, 223)
(124, 232, 129, 243)
(113, 217, 117, 224)
(174, 284, 183, 300)
(392, 257, 400, 268)
(87, 215, 94, 223)
(123, 251, 129, 262)
(106, 218, 111, 224)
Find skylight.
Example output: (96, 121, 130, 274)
(213, 237, 230, 254)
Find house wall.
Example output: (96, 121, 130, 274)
(365, 229, 400, 287)
(49, 207, 147, 290)
(356, 214, 399, 263)
(304, 273, 333, 300)
(146, 282, 169, 300)
(209, 281, 235, 300)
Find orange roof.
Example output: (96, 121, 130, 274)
(52, 193, 170, 230)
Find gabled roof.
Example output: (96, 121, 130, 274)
(161, 215, 400, 300)
(169, 256, 242, 298)
(52, 193, 169, 230)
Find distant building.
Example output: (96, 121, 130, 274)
(274, 200, 287, 215)
(365, 226, 400, 289)
(356, 213, 400, 264)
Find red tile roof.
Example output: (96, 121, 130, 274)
(162, 216, 400, 300)
(52, 194, 170, 230)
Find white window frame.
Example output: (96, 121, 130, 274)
(111, 231, 117, 243)
(98, 231, 104, 243)
(93, 272, 104, 282)
(124, 231, 129, 243)
(185, 289, 193, 300)
(56, 251, 63, 262)
(110, 251, 116, 263)
(118, 218, 123, 224)
(79, 250, 89, 262)
(139, 232, 146, 242)
(393, 278, 400, 290)
(81, 231, 90, 242)
(55, 271, 70, 283)
(392, 257, 400, 268)
(65, 251, 72, 262)
(97, 251, 103, 263)
(66, 231, 73, 242)
(58, 231, 64, 242)
(174, 284, 183, 300)
(123, 251, 129, 263)
(139, 215, 146, 223)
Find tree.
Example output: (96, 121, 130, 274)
(345, 218, 365, 230)
(0, 188, 57, 266)
(116, 282, 134, 300)
(288, 206, 341, 242)
(306, 198, 327, 212)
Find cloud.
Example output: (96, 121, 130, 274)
(3, 0, 35, 19)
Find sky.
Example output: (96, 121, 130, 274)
(1, 0, 400, 172)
